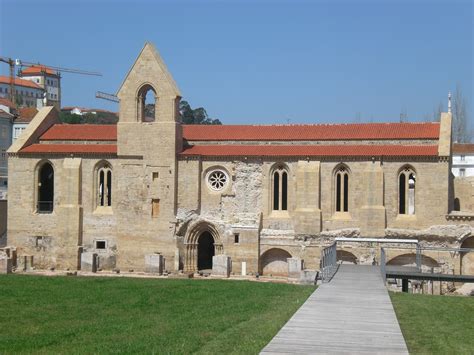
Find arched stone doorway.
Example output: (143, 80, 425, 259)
(461, 236, 474, 275)
(260, 248, 292, 276)
(183, 222, 223, 273)
(197, 231, 215, 270)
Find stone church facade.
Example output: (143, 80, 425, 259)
(6, 43, 474, 276)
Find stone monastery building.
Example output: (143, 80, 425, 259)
(7, 43, 474, 276)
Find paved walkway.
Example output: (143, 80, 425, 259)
(261, 265, 408, 354)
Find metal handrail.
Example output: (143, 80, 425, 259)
(381, 247, 386, 283)
(320, 242, 337, 283)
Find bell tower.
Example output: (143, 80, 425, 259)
(116, 42, 182, 159)
(116, 42, 182, 228)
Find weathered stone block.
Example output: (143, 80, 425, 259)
(241, 261, 247, 276)
(287, 257, 303, 279)
(81, 252, 97, 272)
(0, 254, 12, 274)
(299, 270, 318, 285)
(18, 255, 34, 271)
(212, 255, 231, 277)
(145, 253, 164, 274)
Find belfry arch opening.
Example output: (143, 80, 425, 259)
(137, 84, 156, 122)
(197, 231, 215, 270)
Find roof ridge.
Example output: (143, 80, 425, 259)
(182, 122, 440, 127)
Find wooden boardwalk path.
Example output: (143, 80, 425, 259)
(261, 265, 408, 354)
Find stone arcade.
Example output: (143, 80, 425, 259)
(5, 43, 474, 277)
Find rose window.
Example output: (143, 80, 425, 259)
(206, 170, 229, 191)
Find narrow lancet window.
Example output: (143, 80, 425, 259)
(97, 163, 112, 207)
(272, 165, 288, 211)
(38, 162, 54, 213)
(399, 167, 415, 215)
(335, 166, 349, 212)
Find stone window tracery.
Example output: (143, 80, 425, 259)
(335, 166, 349, 212)
(272, 165, 288, 211)
(206, 169, 229, 192)
(399, 167, 416, 215)
(97, 163, 112, 207)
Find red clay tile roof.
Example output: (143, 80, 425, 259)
(452, 144, 474, 154)
(20, 65, 58, 76)
(180, 144, 439, 157)
(182, 123, 440, 141)
(17, 107, 38, 122)
(0, 98, 16, 109)
(0, 76, 43, 89)
(40, 124, 117, 141)
(20, 144, 117, 154)
(37, 122, 440, 143)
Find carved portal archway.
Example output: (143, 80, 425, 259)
(183, 222, 223, 272)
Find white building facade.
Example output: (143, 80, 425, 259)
(0, 76, 44, 108)
(19, 65, 61, 109)
(452, 144, 474, 177)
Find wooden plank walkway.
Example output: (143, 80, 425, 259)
(261, 265, 408, 354)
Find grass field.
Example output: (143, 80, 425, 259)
(390, 292, 474, 354)
(0, 275, 315, 354)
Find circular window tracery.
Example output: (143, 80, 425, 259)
(206, 169, 229, 192)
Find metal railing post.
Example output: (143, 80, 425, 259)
(416, 244, 422, 271)
(320, 242, 338, 283)
(381, 247, 386, 283)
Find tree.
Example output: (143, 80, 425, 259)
(424, 102, 443, 122)
(179, 100, 221, 125)
(59, 112, 82, 124)
(427, 86, 471, 142)
(59, 111, 118, 125)
(452, 85, 470, 143)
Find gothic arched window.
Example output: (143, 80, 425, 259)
(37, 162, 54, 213)
(399, 167, 416, 215)
(272, 165, 288, 211)
(335, 165, 349, 212)
(97, 163, 112, 207)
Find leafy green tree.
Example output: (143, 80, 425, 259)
(59, 112, 82, 124)
(179, 100, 221, 125)
(59, 111, 118, 125)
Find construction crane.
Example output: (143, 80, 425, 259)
(0, 57, 18, 103)
(96, 91, 119, 103)
(0, 55, 102, 107)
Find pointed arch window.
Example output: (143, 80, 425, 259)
(137, 84, 156, 122)
(37, 162, 54, 213)
(399, 167, 415, 215)
(97, 163, 112, 207)
(272, 165, 288, 211)
(335, 166, 349, 212)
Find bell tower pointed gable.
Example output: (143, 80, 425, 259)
(117, 42, 181, 123)
(117, 42, 180, 98)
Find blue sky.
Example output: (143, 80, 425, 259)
(0, 0, 472, 127)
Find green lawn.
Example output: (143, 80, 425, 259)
(390, 292, 474, 354)
(0, 275, 315, 354)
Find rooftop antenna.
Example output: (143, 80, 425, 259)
(448, 91, 452, 113)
